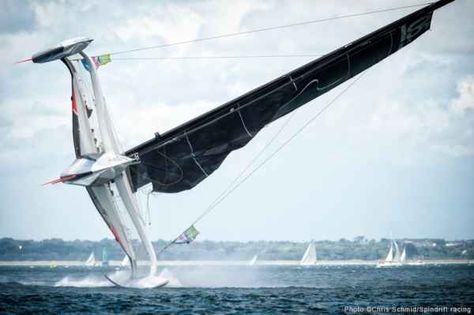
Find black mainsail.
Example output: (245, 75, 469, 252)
(125, 0, 454, 193)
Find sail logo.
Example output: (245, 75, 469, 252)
(400, 13, 433, 47)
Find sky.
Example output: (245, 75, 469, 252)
(0, 0, 473, 242)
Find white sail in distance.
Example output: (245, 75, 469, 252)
(400, 247, 407, 263)
(385, 241, 394, 262)
(85, 252, 96, 266)
(249, 255, 258, 266)
(300, 243, 317, 265)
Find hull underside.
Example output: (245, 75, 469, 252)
(61, 55, 159, 285)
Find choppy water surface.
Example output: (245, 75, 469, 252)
(0, 264, 473, 314)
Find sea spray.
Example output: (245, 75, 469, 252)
(55, 274, 112, 287)
(159, 268, 182, 287)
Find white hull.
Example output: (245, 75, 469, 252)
(376, 261, 403, 268)
(57, 47, 161, 287)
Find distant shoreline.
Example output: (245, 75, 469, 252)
(0, 259, 472, 267)
(2, 238, 473, 261)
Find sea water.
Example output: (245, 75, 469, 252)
(0, 264, 472, 314)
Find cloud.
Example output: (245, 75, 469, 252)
(115, 5, 203, 44)
(118, 100, 216, 149)
(367, 76, 474, 158)
(0, 0, 36, 34)
(451, 76, 474, 113)
(0, 0, 473, 240)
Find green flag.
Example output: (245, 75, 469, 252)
(174, 225, 199, 244)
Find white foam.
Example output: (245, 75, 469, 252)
(159, 268, 182, 287)
(52, 268, 181, 289)
(55, 275, 112, 287)
(103, 269, 171, 288)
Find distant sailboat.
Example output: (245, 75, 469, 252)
(401, 247, 426, 266)
(382, 243, 425, 266)
(85, 252, 96, 267)
(300, 243, 317, 266)
(248, 255, 258, 266)
(377, 239, 402, 268)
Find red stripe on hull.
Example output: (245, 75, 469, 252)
(71, 87, 78, 115)
(110, 226, 124, 248)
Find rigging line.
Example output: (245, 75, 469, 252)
(191, 72, 366, 226)
(157, 71, 366, 256)
(199, 111, 297, 222)
(112, 54, 322, 61)
(103, 2, 434, 56)
(189, 74, 324, 226)
(155, 112, 296, 257)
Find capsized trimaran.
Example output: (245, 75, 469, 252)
(29, 0, 454, 288)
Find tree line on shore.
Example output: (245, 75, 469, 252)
(0, 237, 472, 261)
